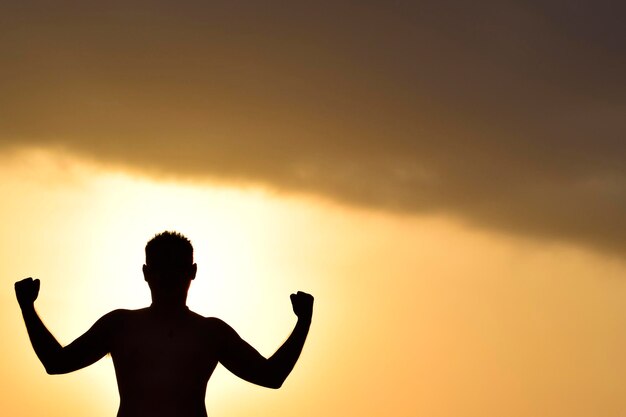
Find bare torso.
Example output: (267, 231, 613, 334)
(109, 308, 220, 417)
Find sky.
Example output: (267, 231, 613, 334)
(1, 2, 625, 417)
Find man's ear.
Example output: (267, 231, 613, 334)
(190, 263, 198, 280)
(142, 264, 149, 282)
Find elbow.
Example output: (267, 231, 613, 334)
(41, 349, 67, 374)
(45, 365, 60, 375)
(45, 364, 63, 375)
(268, 381, 283, 390)
(44, 361, 66, 375)
(266, 381, 283, 389)
(262, 360, 288, 389)
(265, 374, 286, 389)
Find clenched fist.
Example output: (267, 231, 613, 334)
(290, 291, 314, 322)
(15, 277, 40, 309)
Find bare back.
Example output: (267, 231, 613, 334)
(109, 309, 221, 417)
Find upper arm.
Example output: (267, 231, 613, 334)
(49, 310, 121, 374)
(211, 319, 279, 388)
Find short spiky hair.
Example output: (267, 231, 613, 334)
(145, 231, 194, 267)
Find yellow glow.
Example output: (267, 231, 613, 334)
(2, 149, 626, 417)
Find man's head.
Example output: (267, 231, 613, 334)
(143, 231, 197, 298)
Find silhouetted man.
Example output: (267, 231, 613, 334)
(15, 231, 314, 417)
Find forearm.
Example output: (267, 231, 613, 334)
(266, 317, 311, 387)
(20, 303, 64, 373)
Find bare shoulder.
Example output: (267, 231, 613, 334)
(197, 315, 237, 339)
(198, 315, 225, 328)
(104, 308, 141, 319)
(98, 308, 144, 327)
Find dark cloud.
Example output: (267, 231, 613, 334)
(1, 1, 624, 256)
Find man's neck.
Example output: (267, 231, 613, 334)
(149, 299, 189, 316)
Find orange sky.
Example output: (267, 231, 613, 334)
(1, 2, 625, 416)
(2, 149, 625, 417)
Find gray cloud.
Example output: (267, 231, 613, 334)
(1, 1, 624, 255)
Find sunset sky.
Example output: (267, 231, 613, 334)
(1, 2, 625, 417)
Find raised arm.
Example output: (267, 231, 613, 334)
(216, 291, 314, 389)
(15, 277, 115, 375)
